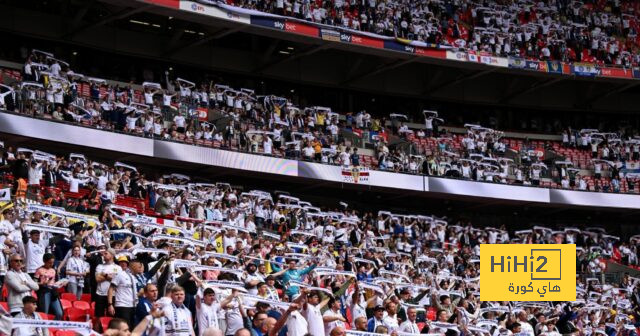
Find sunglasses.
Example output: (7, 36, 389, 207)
(11, 259, 23, 263)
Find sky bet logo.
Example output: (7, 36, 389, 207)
(273, 21, 285, 30)
(480, 244, 575, 301)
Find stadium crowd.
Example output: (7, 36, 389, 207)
(2, 49, 639, 193)
(0, 141, 638, 336)
(224, 0, 640, 67)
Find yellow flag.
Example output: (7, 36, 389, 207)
(215, 235, 224, 253)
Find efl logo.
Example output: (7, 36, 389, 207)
(190, 3, 205, 11)
(480, 244, 576, 301)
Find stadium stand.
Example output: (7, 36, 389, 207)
(0, 1, 638, 334)
(227, 0, 640, 66)
(1, 49, 638, 195)
(0, 141, 638, 336)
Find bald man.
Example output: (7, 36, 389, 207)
(264, 318, 276, 333)
(201, 328, 223, 336)
(234, 329, 250, 336)
(329, 326, 345, 336)
(354, 317, 367, 332)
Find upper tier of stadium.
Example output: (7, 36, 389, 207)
(222, 0, 639, 67)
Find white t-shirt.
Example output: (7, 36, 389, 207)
(126, 116, 138, 130)
(144, 92, 154, 105)
(162, 303, 194, 336)
(174, 115, 186, 128)
(399, 320, 420, 334)
(25, 240, 46, 273)
(96, 263, 122, 296)
(286, 310, 309, 336)
(244, 273, 264, 295)
(323, 309, 344, 336)
(197, 300, 220, 336)
(163, 94, 173, 106)
(302, 146, 314, 158)
(97, 175, 108, 192)
(111, 270, 138, 308)
(382, 313, 399, 332)
(224, 298, 243, 335)
(304, 304, 325, 336)
(263, 138, 273, 154)
(66, 256, 89, 286)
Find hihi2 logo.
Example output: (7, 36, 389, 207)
(480, 244, 576, 301)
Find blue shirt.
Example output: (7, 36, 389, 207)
(273, 264, 317, 298)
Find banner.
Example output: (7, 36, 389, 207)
(151, 234, 206, 247)
(196, 107, 208, 121)
(11, 318, 92, 335)
(24, 224, 70, 236)
(358, 282, 385, 294)
(206, 280, 248, 292)
(192, 265, 243, 276)
(132, 248, 168, 255)
(508, 57, 526, 69)
(284, 21, 318, 37)
(250, 16, 285, 30)
(599, 67, 633, 79)
(340, 33, 384, 48)
(547, 61, 563, 74)
(342, 166, 369, 184)
(525, 60, 547, 72)
(384, 41, 415, 54)
(320, 28, 340, 42)
(573, 63, 598, 77)
(289, 280, 333, 295)
(0, 188, 9, 201)
(314, 269, 356, 278)
(242, 294, 291, 309)
(446, 50, 468, 62)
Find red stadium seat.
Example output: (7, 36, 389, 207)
(99, 317, 113, 332)
(56, 331, 78, 336)
(61, 293, 77, 302)
(65, 307, 87, 322)
(73, 301, 90, 311)
(60, 299, 72, 311)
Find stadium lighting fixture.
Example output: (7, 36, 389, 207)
(129, 20, 150, 26)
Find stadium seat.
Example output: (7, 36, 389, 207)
(64, 307, 87, 322)
(0, 302, 8, 312)
(73, 301, 90, 311)
(61, 293, 77, 302)
(99, 317, 113, 332)
(60, 299, 72, 311)
(56, 331, 78, 336)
